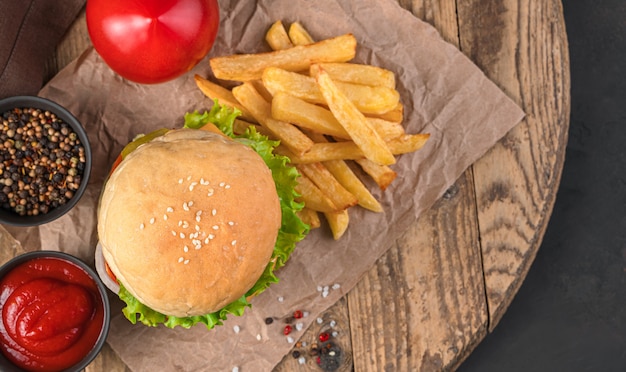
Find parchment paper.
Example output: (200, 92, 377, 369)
(4, 0, 525, 370)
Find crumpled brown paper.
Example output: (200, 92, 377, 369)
(4, 0, 524, 370)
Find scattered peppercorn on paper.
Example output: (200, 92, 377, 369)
(4, 0, 524, 370)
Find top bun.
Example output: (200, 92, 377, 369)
(97, 129, 281, 317)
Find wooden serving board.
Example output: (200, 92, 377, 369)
(35, 0, 569, 370)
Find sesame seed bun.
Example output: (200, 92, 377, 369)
(97, 128, 281, 317)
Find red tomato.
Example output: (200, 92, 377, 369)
(86, 0, 219, 84)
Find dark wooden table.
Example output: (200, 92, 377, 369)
(34, 1, 570, 370)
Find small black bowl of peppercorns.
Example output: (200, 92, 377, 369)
(0, 96, 91, 226)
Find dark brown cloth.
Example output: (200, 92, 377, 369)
(0, 0, 85, 99)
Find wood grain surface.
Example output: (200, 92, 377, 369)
(33, 0, 570, 370)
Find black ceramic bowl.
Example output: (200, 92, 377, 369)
(0, 250, 110, 371)
(0, 96, 92, 226)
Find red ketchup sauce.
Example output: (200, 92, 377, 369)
(0, 257, 105, 371)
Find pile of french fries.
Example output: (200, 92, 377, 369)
(195, 20, 429, 239)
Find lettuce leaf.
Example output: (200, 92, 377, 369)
(118, 100, 309, 329)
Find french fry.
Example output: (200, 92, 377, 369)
(271, 92, 404, 140)
(315, 62, 395, 89)
(297, 207, 321, 229)
(265, 20, 294, 50)
(323, 159, 382, 212)
(386, 133, 431, 154)
(355, 158, 397, 190)
(275, 133, 429, 163)
(324, 209, 349, 240)
(288, 22, 315, 46)
(194, 75, 256, 123)
(232, 82, 314, 155)
(263, 67, 400, 115)
(210, 34, 357, 82)
(366, 102, 404, 123)
(296, 163, 358, 211)
(312, 65, 396, 165)
(294, 174, 338, 213)
(303, 130, 382, 212)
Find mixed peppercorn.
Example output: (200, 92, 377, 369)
(0, 107, 86, 216)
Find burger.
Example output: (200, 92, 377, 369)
(96, 102, 308, 329)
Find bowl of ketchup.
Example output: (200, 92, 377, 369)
(0, 251, 110, 372)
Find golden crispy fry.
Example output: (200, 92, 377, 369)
(355, 159, 397, 191)
(315, 62, 395, 88)
(303, 130, 382, 212)
(386, 133, 431, 154)
(263, 67, 400, 115)
(288, 22, 315, 45)
(295, 174, 338, 213)
(265, 20, 294, 50)
(275, 133, 429, 164)
(323, 159, 382, 212)
(194, 75, 256, 123)
(210, 34, 357, 82)
(297, 207, 321, 229)
(296, 163, 358, 211)
(312, 65, 396, 165)
(367, 102, 404, 123)
(271, 92, 404, 140)
(232, 82, 314, 156)
(324, 209, 349, 240)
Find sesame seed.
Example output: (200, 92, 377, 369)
(233, 325, 240, 334)
(317, 317, 323, 324)
(208, 234, 215, 239)
(163, 214, 168, 220)
(298, 356, 306, 365)
(178, 257, 184, 263)
(219, 182, 226, 187)
(149, 218, 155, 224)
(184, 245, 189, 252)
(188, 201, 194, 207)
(204, 238, 210, 244)
(207, 188, 214, 196)
(183, 202, 189, 211)
(189, 182, 198, 191)
(167, 207, 174, 213)
(139, 223, 145, 230)
(330, 320, 337, 328)
(171, 231, 176, 236)
(296, 322, 303, 331)
(332, 283, 341, 290)
(228, 221, 235, 226)
(178, 221, 183, 227)
(256, 334, 262, 341)
(180, 233, 185, 239)
(286, 336, 294, 344)
(212, 225, 219, 230)
(187, 176, 192, 181)
(277, 296, 284, 303)
(184, 259, 190, 265)
(196, 210, 202, 216)
(225, 184, 231, 189)
(196, 216, 201, 223)
(195, 225, 200, 231)
(182, 221, 189, 229)
(231, 240, 237, 246)
(211, 209, 217, 216)
(178, 178, 183, 184)
(201, 179, 209, 185)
